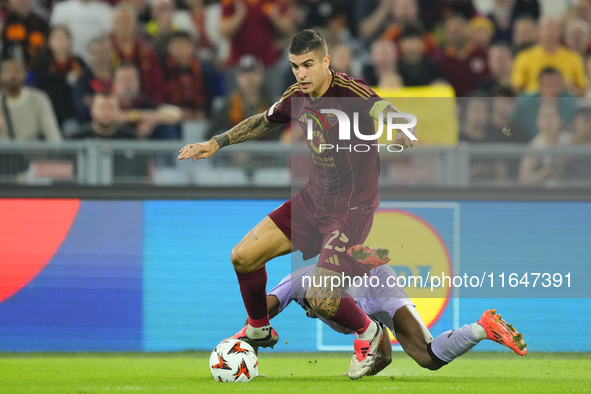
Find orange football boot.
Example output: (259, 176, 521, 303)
(347, 245, 391, 270)
(478, 309, 527, 356)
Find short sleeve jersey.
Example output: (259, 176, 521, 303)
(266, 70, 386, 214)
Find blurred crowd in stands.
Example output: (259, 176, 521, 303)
(0, 0, 590, 186)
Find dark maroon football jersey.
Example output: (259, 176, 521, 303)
(266, 70, 386, 214)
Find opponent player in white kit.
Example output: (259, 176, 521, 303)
(262, 264, 527, 375)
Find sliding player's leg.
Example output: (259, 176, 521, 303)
(391, 305, 440, 370)
(394, 305, 527, 371)
(424, 308, 527, 367)
(232, 215, 292, 348)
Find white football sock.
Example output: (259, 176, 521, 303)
(246, 324, 271, 339)
(472, 322, 487, 340)
(429, 323, 483, 364)
(356, 320, 377, 341)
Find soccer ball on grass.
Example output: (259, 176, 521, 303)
(209, 338, 258, 382)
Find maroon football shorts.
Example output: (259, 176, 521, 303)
(268, 190, 374, 276)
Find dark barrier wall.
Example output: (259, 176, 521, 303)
(0, 197, 590, 352)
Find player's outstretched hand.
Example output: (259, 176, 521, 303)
(394, 129, 416, 149)
(178, 140, 219, 161)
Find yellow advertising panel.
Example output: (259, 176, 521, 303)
(373, 85, 458, 146)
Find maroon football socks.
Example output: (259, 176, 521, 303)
(329, 291, 371, 333)
(235, 266, 270, 327)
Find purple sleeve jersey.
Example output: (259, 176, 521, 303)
(265, 71, 388, 215)
(267, 265, 313, 313)
(268, 265, 414, 335)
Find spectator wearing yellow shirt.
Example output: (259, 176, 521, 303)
(511, 17, 587, 96)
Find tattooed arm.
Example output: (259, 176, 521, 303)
(213, 113, 282, 147)
(178, 113, 282, 161)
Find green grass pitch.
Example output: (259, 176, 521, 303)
(1, 352, 590, 393)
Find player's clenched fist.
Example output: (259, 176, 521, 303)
(178, 140, 220, 161)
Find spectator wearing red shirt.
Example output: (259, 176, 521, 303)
(110, 3, 165, 103)
(439, 15, 490, 97)
(162, 31, 211, 121)
(220, 0, 295, 98)
(1, 0, 48, 68)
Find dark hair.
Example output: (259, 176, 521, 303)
(288, 29, 327, 57)
(399, 23, 424, 40)
(539, 67, 562, 79)
(514, 15, 537, 26)
(0, 57, 25, 72)
(168, 31, 193, 43)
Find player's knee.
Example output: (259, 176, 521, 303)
(420, 359, 442, 371)
(230, 243, 255, 273)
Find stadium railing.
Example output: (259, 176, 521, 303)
(1, 141, 590, 188)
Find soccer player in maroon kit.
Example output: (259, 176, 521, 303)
(179, 30, 525, 379)
(180, 30, 412, 379)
